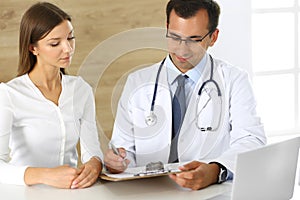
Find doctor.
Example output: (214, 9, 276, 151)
(104, 0, 266, 190)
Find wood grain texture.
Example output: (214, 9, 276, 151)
(0, 0, 169, 145)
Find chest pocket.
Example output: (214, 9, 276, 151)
(196, 86, 222, 132)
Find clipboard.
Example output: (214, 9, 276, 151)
(100, 162, 183, 181)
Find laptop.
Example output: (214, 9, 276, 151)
(209, 136, 300, 200)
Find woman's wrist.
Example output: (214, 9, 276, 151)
(92, 156, 103, 166)
(24, 167, 47, 186)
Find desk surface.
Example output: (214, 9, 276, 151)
(0, 176, 230, 200)
(0, 176, 299, 200)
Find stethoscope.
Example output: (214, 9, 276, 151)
(145, 54, 222, 132)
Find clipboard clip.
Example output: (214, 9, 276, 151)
(134, 161, 180, 177)
(146, 161, 164, 172)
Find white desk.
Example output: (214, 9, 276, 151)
(0, 176, 299, 200)
(0, 176, 231, 200)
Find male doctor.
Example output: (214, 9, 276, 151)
(104, 0, 266, 190)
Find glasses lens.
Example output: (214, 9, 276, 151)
(185, 39, 198, 47)
(166, 35, 199, 48)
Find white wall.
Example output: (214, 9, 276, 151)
(209, 0, 252, 75)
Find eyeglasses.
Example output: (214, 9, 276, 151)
(166, 29, 213, 47)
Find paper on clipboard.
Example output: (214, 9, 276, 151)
(100, 162, 183, 181)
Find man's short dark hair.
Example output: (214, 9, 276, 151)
(166, 0, 220, 32)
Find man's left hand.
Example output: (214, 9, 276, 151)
(169, 161, 220, 190)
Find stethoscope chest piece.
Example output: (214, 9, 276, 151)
(145, 111, 157, 126)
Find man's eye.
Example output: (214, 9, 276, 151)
(188, 39, 198, 43)
(172, 37, 181, 41)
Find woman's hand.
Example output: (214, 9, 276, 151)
(24, 157, 102, 189)
(70, 157, 103, 189)
(25, 165, 82, 189)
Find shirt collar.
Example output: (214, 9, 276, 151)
(166, 53, 208, 85)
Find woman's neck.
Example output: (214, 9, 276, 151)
(28, 65, 62, 91)
(28, 65, 62, 106)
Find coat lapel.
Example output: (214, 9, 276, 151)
(179, 56, 224, 158)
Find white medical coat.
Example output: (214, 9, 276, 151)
(111, 56, 266, 173)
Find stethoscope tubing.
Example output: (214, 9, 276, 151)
(150, 57, 166, 112)
(146, 54, 222, 130)
(198, 55, 221, 97)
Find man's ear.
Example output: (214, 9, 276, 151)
(29, 44, 38, 56)
(209, 28, 219, 47)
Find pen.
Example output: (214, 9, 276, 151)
(110, 143, 127, 168)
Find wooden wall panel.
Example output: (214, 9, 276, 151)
(0, 0, 169, 146)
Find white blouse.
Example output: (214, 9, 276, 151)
(0, 74, 103, 185)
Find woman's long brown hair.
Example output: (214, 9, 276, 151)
(18, 2, 71, 76)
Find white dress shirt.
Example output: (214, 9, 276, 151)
(0, 74, 103, 185)
(166, 53, 207, 104)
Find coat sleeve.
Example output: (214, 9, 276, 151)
(219, 69, 266, 173)
(0, 84, 28, 185)
(110, 74, 137, 167)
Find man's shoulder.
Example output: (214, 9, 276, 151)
(214, 57, 249, 77)
(130, 62, 160, 74)
(127, 62, 161, 81)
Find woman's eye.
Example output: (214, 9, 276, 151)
(50, 43, 59, 47)
(68, 36, 75, 40)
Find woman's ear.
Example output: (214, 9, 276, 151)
(29, 44, 38, 56)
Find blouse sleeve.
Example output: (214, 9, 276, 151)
(0, 84, 28, 185)
(76, 78, 103, 163)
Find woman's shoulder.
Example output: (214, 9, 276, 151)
(5, 74, 27, 86)
(0, 75, 26, 103)
(63, 75, 89, 85)
(63, 75, 93, 92)
(1, 74, 28, 92)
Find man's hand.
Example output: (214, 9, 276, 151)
(104, 148, 130, 173)
(169, 161, 220, 190)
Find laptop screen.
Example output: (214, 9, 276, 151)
(231, 136, 300, 200)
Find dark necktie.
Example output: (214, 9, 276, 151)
(169, 75, 187, 163)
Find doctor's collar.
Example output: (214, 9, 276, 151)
(166, 53, 207, 85)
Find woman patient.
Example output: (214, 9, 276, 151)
(0, 2, 103, 189)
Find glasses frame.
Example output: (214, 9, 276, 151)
(166, 29, 214, 46)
